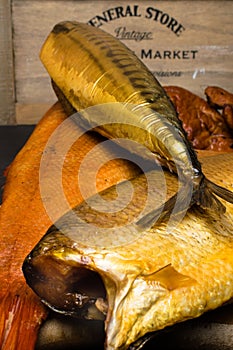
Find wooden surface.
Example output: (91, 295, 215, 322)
(0, 0, 15, 124)
(0, 0, 233, 124)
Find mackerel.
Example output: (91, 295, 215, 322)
(40, 21, 233, 225)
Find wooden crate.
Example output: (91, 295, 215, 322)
(1, 0, 233, 124)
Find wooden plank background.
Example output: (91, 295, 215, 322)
(1, 0, 233, 124)
(0, 0, 15, 124)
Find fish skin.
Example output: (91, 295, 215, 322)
(23, 153, 233, 350)
(40, 21, 197, 172)
(0, 102, 141, 350)
(40, 21, 233, 224)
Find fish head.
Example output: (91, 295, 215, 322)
(23, 169, 233, 350)
(22, 222, 173, 349)
(23, 227, 108, 322)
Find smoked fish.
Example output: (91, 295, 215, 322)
(23, 152, 233, 350)
(0, 102, 140, 350)
(40, 21, 233, 226)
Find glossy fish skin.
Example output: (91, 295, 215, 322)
(40, 21, 233, 222)
(23, 154, 233, 350)
(40, 21, 197, 173)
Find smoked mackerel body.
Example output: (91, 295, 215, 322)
(40, 20, 233, 225)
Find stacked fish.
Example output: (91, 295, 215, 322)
(5, 21, 233, 350)
(21, 21, 233, 349)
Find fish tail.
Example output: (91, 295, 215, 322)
(137, 177, 233, 230)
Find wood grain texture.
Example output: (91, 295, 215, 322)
(3, 0, 233, 124)
(0, 0, 16, 124)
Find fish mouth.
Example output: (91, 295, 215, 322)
(23, 250, 108, 321)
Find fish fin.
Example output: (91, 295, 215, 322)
(136, 182, 193, 231)
(144, 264, 197, 291)
(194, 176, 233, 214)
(136, 176, 233, 231)
(136, 193, 176, 230)
(197, 180, 226, 214)
(205, 178, 233, 204)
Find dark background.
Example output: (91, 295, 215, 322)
(0, 125, 35, 201)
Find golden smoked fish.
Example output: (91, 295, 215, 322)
(40, 21, 233, 226)
(23, 153, 233, 350)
